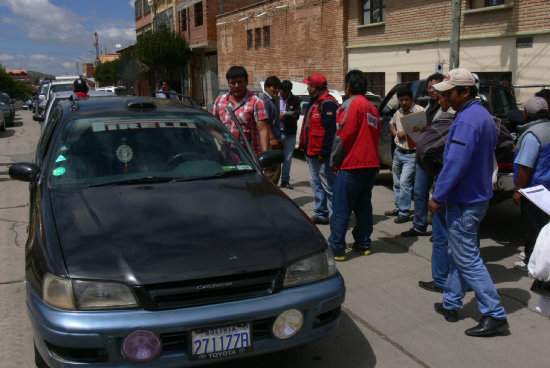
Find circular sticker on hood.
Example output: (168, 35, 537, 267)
(116, 144, 133, 164)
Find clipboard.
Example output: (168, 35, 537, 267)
(400, 111, 427, 146)
(519, 185, 550, 216)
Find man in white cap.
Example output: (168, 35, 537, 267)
(512, 96, 550, 270)
(428, 67, 509, 337)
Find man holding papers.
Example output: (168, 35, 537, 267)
(512, 96, 550, 270)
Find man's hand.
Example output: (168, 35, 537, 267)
(428, 198, 441, 214)
(396, 130, 406, 140)
(513, 191, 522, 205)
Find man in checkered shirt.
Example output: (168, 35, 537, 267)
(212, 66, 271, 155)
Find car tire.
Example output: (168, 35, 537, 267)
(34, 344, 49, 368)
(0, 121, 5, 131)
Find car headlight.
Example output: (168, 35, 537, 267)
(283, 248, 337, 288)
(43, 273, 139, 310)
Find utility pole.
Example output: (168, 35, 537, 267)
(93, 32, 101, 67)
(450, 0, 461, 69)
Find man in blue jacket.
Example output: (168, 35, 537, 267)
(428, 68, 508, 337)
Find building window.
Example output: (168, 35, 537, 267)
(362, 0, 385, 25)
(180, 9, 187, 32)
(365, 72, 385, 97)
(470, 0, 505, 8)
(247, 30, 253, 50)
(263, 26, 270, 48)
(143, 0, 150, 13)
(195, 2, 203, 27)
(399, 72, 419, 83)
(135, 0, 142, 18)
(255, 28, 261, 49)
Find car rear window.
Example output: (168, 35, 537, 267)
(47, 114, 256, 188)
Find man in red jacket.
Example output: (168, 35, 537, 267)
(328, 70, 381, 261)
(73, 78, 90, 98)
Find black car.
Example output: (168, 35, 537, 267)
(10, 96, 345, 368)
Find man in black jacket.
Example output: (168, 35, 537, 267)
(279, 80, 302, 189)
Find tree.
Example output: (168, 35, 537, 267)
(134, 28, 191, 82)
(94, 60, 119, 86)
(0, 65, 32, 99)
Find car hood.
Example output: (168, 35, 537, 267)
(49, 175, 324, 285)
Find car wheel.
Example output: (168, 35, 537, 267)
(34, 344, 49, 368)
(0, 120, 5, 132)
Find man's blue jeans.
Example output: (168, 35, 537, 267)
(413, 164, 434, 232)
(328, 168, 377, 253)
(391, 149, 416, 216)
(443, 201, 507, 320)
(306, 156, 335, 221)
(432, 206, 449, 289)
(281, 133, 296, 183)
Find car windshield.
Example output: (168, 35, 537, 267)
(51, 84, 73, 93)
(40, 84, 49, 94)
(47, 114, 256, 188)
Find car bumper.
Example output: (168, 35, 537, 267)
(29, 274, 345, 367)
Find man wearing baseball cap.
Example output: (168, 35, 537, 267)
(73, 78, 89, 98)
(299, 73, 338, 225)
(428, 67, 509, 337)
(512, 96, 550, 271)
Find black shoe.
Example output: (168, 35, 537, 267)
(401, 228, 432, 237)
(384, 209, 399, 216)
(346, 243, 372, 255)
(465, 316, 509, 337)
(312, 216, 329, 225)
(434, 302, 458, 322)
(429, 236, 433, 242)
(332, 248, 346, 262)
(419, 280, 443, 293)
(280, 181, 294, 189)
(394, 215, 410, 224)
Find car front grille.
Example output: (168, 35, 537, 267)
(141, 269, 282, 310)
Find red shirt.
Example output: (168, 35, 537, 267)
(212, 91, 267, 155)
(331, 95, 381, 170)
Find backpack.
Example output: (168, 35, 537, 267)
(415, 112, 455, 177)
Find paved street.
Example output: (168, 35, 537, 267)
(1, 110, 549, 367)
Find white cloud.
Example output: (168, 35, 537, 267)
(0, 0, 89, 45)
(0, 54, 14, 62)
(61, 61, 73, 69)
(31, 54, 55, 61)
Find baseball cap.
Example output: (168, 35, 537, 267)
(433, 67, 476, 92)
(522, 96, 548, 114)
(302, 73, 327, 88)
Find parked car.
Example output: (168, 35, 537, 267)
(96, 85, 130, 95)
(0, 92, 15, 126)
(0, 104, 5, 131)
(10, 95, 345, 368)
(377, 79, 520, 203)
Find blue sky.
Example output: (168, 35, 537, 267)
(0, 0, 136, 76)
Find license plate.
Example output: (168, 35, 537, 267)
(190, 322, 253, 360)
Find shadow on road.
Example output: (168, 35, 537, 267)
(208, 311, 376, 368)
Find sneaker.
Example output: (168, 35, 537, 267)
(280, 181, 294, 189)
(519, 251, 526, 261)
(346, 243, 372, 255)
(394, 215, 411, 224)
(401, 228, 432, 237)
(332, 249, 347, 262)
(311, 216, 329, 225)
(384, 209, 399, 216)
(513, 260, 527, 271)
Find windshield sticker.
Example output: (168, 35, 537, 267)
(92, 120, 196, 133)
(116, 144, 133, 164)
(236, 165, 253, 170)
(52, 167, 66, 176)
(55, 155, 67, 163)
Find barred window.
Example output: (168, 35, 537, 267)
(195, 2, 203, 27)
(362, 0, 385, 25)
(180, 9, 187, 32)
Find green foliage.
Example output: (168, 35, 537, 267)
(94, 60, 119, 86)
(94, 49, 141, 87)
(134, 28, 191, 80)
(0, 66, 33, 99)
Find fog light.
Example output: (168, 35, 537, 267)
(272, 309, 304, 339)
(122, 330, 161, 362)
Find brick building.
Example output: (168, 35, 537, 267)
(347, 0, 550, 102)
(135, 0, 260, 106)
(216, 0, 347, 92)
(6, 69, 31, 86)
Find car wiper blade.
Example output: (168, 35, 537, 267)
(88, 176, 176, 187)
(201, 169, 256, 180)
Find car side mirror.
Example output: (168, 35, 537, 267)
(9, 163, 40, 182)
(33, 114, 44, 122)
(257, 150, 284, 169)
